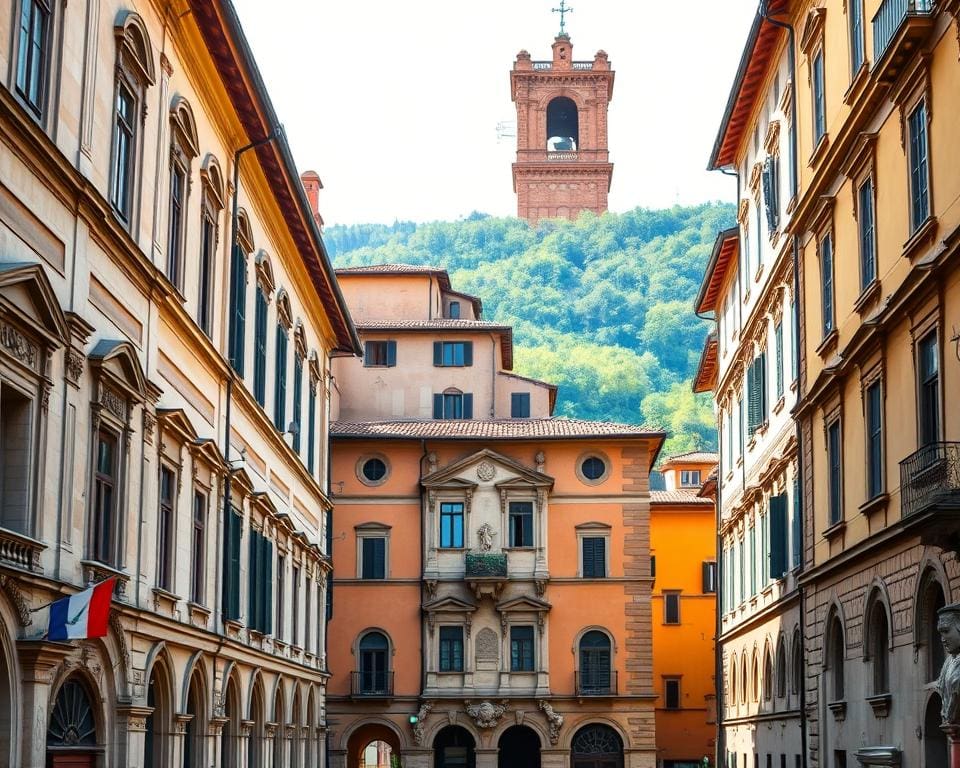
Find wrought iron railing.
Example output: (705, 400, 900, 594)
(900, 442, 960, 517)
(575, 670, 618, 696)
(465, 553, 508, 577)
(873, 0, 934, 61)
(351, 671, 394, 697)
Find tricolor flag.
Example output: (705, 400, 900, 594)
(47, 579, 115, 641)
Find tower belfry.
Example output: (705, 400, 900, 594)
(510, 28, 614, 224)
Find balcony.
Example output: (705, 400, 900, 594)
(531, 61, 596, 70)
(575, 670, 618, 696)
(465, 553, 507, 577)
(872, 0, 935, 84)
(0, 527, 44, 572)
(900, 442, 960, 552)
(350, 671, 394, 698)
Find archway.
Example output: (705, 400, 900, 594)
(571, 724, 623, 768)
(183, 670, 206, 768)
(46, 675, 101, 767)
(434, 725, 475, 768)
(925, 694, 947, 768)
(144, 656, 173, 768)
(919, 576, 947, 683)
(498, 725, 540, 768)
(221, 677, 241, 767)
(248, 677, 266, 768)
(0, 622, 15, 766)
(546, 97, 579, 150)
(273, 687, 286, 767)
(346, 722, 402, 768)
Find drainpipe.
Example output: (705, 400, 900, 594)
(418, 440, 430, 696)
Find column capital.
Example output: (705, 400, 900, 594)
(17, 640, 74, 683)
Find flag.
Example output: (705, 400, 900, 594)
(47, 579, 115, 641)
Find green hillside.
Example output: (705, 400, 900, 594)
(325, 204, 734, 458)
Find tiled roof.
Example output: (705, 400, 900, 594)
(336, 263, 447, 274)
(663, 451, 720, 464)
(331, 418, 665, 441)
(650, 490, 714, 505)
(356, 320, 510, 331)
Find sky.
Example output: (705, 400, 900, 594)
(231, 0, 759, 226)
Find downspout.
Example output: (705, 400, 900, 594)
(418, 440, 429, 695)
(759, 6, 808, 768)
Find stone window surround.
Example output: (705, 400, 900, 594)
(575, 522, 611, 578)
(355, 521, 391, 579)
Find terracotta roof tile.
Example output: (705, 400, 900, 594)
(356, 320, 510, 331)
(663, 451, 720, 464)
(650, 489, 714, 505)
(331, 418, 665, 441)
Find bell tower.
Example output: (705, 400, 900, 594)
(511, 32, 614, 224)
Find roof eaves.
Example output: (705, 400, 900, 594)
(695, 227, 740, 315)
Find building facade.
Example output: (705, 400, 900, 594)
(326, 268, 662, 768)
(0, 0, 359, 766)
(511, 34, 614, 224)
(650, 453, 720, 768)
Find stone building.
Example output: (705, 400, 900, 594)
(0, 0, 358, 766)
(325, 267, 663, 768)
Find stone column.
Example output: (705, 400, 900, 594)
(299, 725, 310, 767)
(117, 704, 153, 768)
(284, 724, 295, 767)
(240, 720, 253, 768)
(173, 714, 193, 768)
(942, 725, 960, 768)
(476, 747, 499, 768)
(265, 723, 278, 768)
(17, 641, 74, 768)
(209, 717, 228, 768)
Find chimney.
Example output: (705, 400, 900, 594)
(300, 170, 324, 229)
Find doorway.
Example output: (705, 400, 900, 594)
(571, 724, 623, 768)
(434, 726, 475, 768)
(498, 725, 540, 768)
(925, 694, 947, 768)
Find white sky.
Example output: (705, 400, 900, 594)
(232, 0, 758, 226)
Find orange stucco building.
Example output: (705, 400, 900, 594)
(650, 454, 719, 768)
(326, 266, 663, 768)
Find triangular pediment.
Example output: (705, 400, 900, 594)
(190, 438, 226, 471)
(423, 595, 478, 613)
(157, 408, 199, 444)
(0, 262, 68, 347)
(422, 476, 478, 492)
(89, 339, 147, 400)
(574, 521, 612, 531)
(423, 448, 553, 488)
(496, 595, 552, 613)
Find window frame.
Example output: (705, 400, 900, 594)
(439, 625, 465, 673)
(509, 625, 536, 672)
(916, 328, 941, 448)
(579, 533, 609, 579)
(157, 463, 177, 592)
(435, 340, 473, 368)
(511, 392, 531, 418)
(826, 417, 843, 527)
(663, 591, 681, 625)
(358, 531, 389, 580)
(811, 47, 826, 147)
(857, 177, 877, 292)
(907, 99, 931, 233)
(13, 0, 52, 118)
(819, 231, 835, 340)
(0, 374, 39, 538)
(439, 502, 465, 549)
(190, 487, 207, 605)
(507, 500, 534, 548)
(363, 340, 396, 368)
(863, 374, 885, 500)
(848, 0, 865, 77)
(274, 322, 289, 432)
(576, 452, 610, 485)
(679, 469, 701, 488)
(664, 677, 682, 710)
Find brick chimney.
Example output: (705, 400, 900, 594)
(300, 170, 324, 228)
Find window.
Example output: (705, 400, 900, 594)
(791, 630, 803, 696)
(749, 524, 757, 594)
(510, 626, 535, 671)
(361, 537, 386, 579)
(511, 392, 530, 418)
(580, 455, 607, 482)
(849, 0, 865, 74)
(197, 163, 223, 337)
(664, 678, 681, 710)
(448, 301, 461, 319)
(157, 465, 176, 591)
(582, 537, 606, 578)
(828, 616, 845, 701)
(92, 430, 119, 566)
(747, 351, 767, 436)
(15, 0, 50, 115)
(190, 490, 206, 605)
(292, 565, 300, 647)
(440, 503, 464, 548)
(508, 501, 533, 547)
(762, 156, 780, 232)
(434, 341, 473, 367)
(868, 601, 889, 694)
(726, 409, 734, 471)
(828, 420, 842, 525)
(253, 287, 268, 406)
(918, 331, 940, 447)
(111, 82, 137, 222)
(866, 380, 884, 498)
(775, 320, 784, 399)
(770, 494, 789, 579)
(307, 379, 317, 474)
(361, 457, 388, 484)
(776, 641, 787, 698)
(908, 101, 930, 231)
(820, 234, 834, 338)
(0, 386, 33, 535)
(358, 632, 389, 693)
(275, 553, 285, 641)
(738, 538, 745, 604)
(274, 325, 288, 431)
(227, 233, 249, 376)
(702, 561, 717, 594)
(167, 161, 187, 290)
(763, 652, 773, 702)
(433, 390, 473, 420)
(579, 631, 612, 693)
(222, 507, 242, 621)
(664, 592, 681, 625)
(292, 354, 303, 453)
(737, 394, 744, 457)
(680, 470, 701, 487)
(812, 49, 826, 145)
(792, 477, 802, 568)
(858, 179, 876, 290)
(364, 340, 396, 367)
(439, 626, 464, 672)
(247, 527, 274, 634)
(651, 555, 656, 579)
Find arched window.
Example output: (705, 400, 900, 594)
(197, 155, 225, 338)
(791, 629, 803, 697)
(578, 631, 613, 694)
(498, 725, 541, 768)
(868, 600, 890, 695)
(435, 726, 476, 768)
(228, 210, 254, 374)
(730, 659, 738, 707)
(827, 615, 845, 702)
(292, 323, 307, 455)
(274, 290, 292, 432)
(546, 96, 579, 151)
(919, 574, 947, 683)
(752, 653, 761, 702)
(358, 632, 390, 695)
(166, 97, 199, 291)
(775, 637, 787, 699)
(144, 658, 172, 768)
(763, 647, 774, 703)
(47, 676, 99, 762)
(740, 653, 748, 704)
(571, 724, 624, 768)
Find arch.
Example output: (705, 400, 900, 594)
(864, 588, 891, 695)
(236, 208, 255, 253)
(180, 651, 208, 714)
(925, 692, 948, 768)
(775, 634, 787, 699)
(863, 579, 895, 654)
(790, 627, 803, 697)
(762, 642, 774, 703)
(144, 651, 175, 768)
(571, 723, 623, 768)
(272, 683, 286, 767)
(47, 673, 103, 763)
(729, 655, 738, 707)
(246, 667, 266, 720)
(916, 566, 948, 683)
(220, 669, 243, 767)
(248, 675, 267, 768)
(751, 647, 761, 702)
(0, 594, 19, 766)
(434, 725, 476, 768)
(291, 685, 303, 768)
(255, 250, 276, 296)
(498, 725, 541, 768)
(201, 154, 226, 210)
(170, 95, 200, 158)
(824, 608, 846, 702)
(113, 10, 156, 85)
(578, 629, 613, 694)
(346, 719, 403, 768)
(546, 96, 579, 151)
(276, 288, 293, 330)
(183, 664, 207, 768)
(339, 717, 406, 753)
(739, 651, 748, 704)
(357, 631, 391, 695)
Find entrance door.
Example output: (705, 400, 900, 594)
(579, 631, 612, 694)
(498, 726, 540, 768)
(571, 724, 623, 768)
(925, 694, 948, 768)
(434, 726, 475, 768)
(46, 677, 99, 768)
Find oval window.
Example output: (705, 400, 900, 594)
(581, 456, 606, 481)
(362, 458, 387, 483)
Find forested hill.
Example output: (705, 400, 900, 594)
(325, 204, 735, 458)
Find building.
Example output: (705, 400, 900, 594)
(698, 9, 805, 768)
(0, 0, 359, 766)
(510, 33, 614, 223)
(326, 266, 664, 768)
(650, 453, 720, 768)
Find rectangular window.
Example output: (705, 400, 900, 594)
(292, 355, 303, 453)
(738, 538, 745, 604)
(228, 245, 247, 376)
(828, 420, 843, 525)
(680, 470, 701, 487)
(908, 101, 930, 231)
(434, 341, 473, 367)
(665, 678, 681, 709)
(582, 536, 606, 578)
(439, 626, 464, 672)
(308, 384, 317, 474)
(510, 626, 535, 671)
(361, 537, 386, 579)
(747, 352, 768, 436)
(276, 554, 285, 641)
(246, 528, 274, 634)
(792, 477, 802, 568)
(769, 494, 789, 579)
(434, 392, 473, 420)
(167, 163, 186, 289)
(812, 49, 826, 144)
(820, 234, 834, 338)
(198, 211, 216, 337)
(93, 430, 119, 565)
(918, 331, 940, 446)
(111, 81, 137, 221)
(364, 340, 396, 367)
(274, 326, 288, 431)
(222, 507, 242, 621)
(726, 410, 733, 471)
(511, 392, 531, 418)
(157, 465, 175, 591)
(664, 592, 681, 624)
(702, 561, 717, 594)
(866, 380, 884, 498)
(508, 501, 534, 547)
(749, 524, 757, 594)
(191, 490, 206, 605)
(762, 156, 780, 232)
(440, 503, 464, 548)
(737, 394, 744, 456)
(775, 320, 784, 399)
(15, 0, 49, 114)
(0, 386, 33, 534)
(448, 301, 461, 319)
(253, 287, 268, 406)
(849, 0, 864, 74)
(292, 565, 300, 647)
(858, 179, 876, 290)
(761, 511, 769, 584)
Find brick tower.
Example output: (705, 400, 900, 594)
(511, 34, 614, 224)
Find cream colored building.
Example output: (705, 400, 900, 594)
(0, 0, 359, 766)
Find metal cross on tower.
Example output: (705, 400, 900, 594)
(552, 0, 573, 35)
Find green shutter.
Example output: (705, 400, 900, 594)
(433, 394, 443, 419)
(792, 477, 802, 568)
(747, 360, 757, 434)
(386, 341, 397, 366)
(463, 393, 473, 419)
(433, 342, 443, 366)
(248, 529, 259, 629)
(264, 537, 274, 635)
(224, 508, 242, 621)
(770, 494, 788, 579)
(463, 342, 473, 366)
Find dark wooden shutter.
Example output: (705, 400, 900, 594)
(373, 538, 385, 578)
(583, 538, 595, 576)
(224, 508, 242, 621)
(386, 341, 397, 366)
(760, 351, 768, 421)
(433, 394, 443, 419)
(264, 536, 274, 635)
(769, 493, 788, 579)
(650, 554, 656, 578)
(248, 529, 259, 629)
(433, 342, 443, 366)
(702, 561, 712, 593)
(792, 477, 802, 568)
(746, 360, 757, 434)
(363, 341, 373, 365)
(463, 342, 473, 366)
(462, 393, 473, 419)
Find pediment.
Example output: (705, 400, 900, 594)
(422, 476, 478, 492)
(424, 448, 553, 488)
(89, 339, 147, 400)
(190, 438, 226, 471)
(0, 262, 68, 347)
(157, 408, 199, 444)
(250, 490, 280, 519)
(354, 521, 392, 531)
(423, 595, 478, 613)
(574, 521, 612, 531)
(496, 595, 552, 613)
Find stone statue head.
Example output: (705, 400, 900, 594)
(937, 604, 960, 656)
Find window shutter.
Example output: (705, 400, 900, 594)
(650, 554, 656, 579)
(363, 341, 373, 364)
(264, 537, 274, 635)
(792, 477, 802, 568)
(583, 538, 595, 576)
(463, 342, 473, 366)
(760, 351, 768, 421)
(596, 538, 606, 577)
(702, 561, 712, 593)
(386, 341, 397, 367)
(747, 360, 757, 434)
(433, 342, 442, 366)
(433, 394, 443, 419)
(462, 393, 473, 419)
(361, 537, 373, 579)
(769, 493, 788, 579)
(374, 538, 386, 578)
(224, 508, 242, 621)
(248, 530, 259, 629)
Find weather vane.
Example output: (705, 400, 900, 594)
(552, 0, 573, 35)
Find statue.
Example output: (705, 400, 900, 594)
(538, 699, 564, 745)
(476, 524, 495, 552)
(411, 700, 433, 746)
(938, 604, 960, 725)
(464, 700, 508, 729)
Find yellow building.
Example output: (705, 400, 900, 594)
(0, 0, 359, 766)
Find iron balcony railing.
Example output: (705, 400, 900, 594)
(575, 670, 618, 696)
(465, 553, 507, 578)
(900, 442, 960, 518)
(351, 671, 394, 697)
(873, 0, 934, 61)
